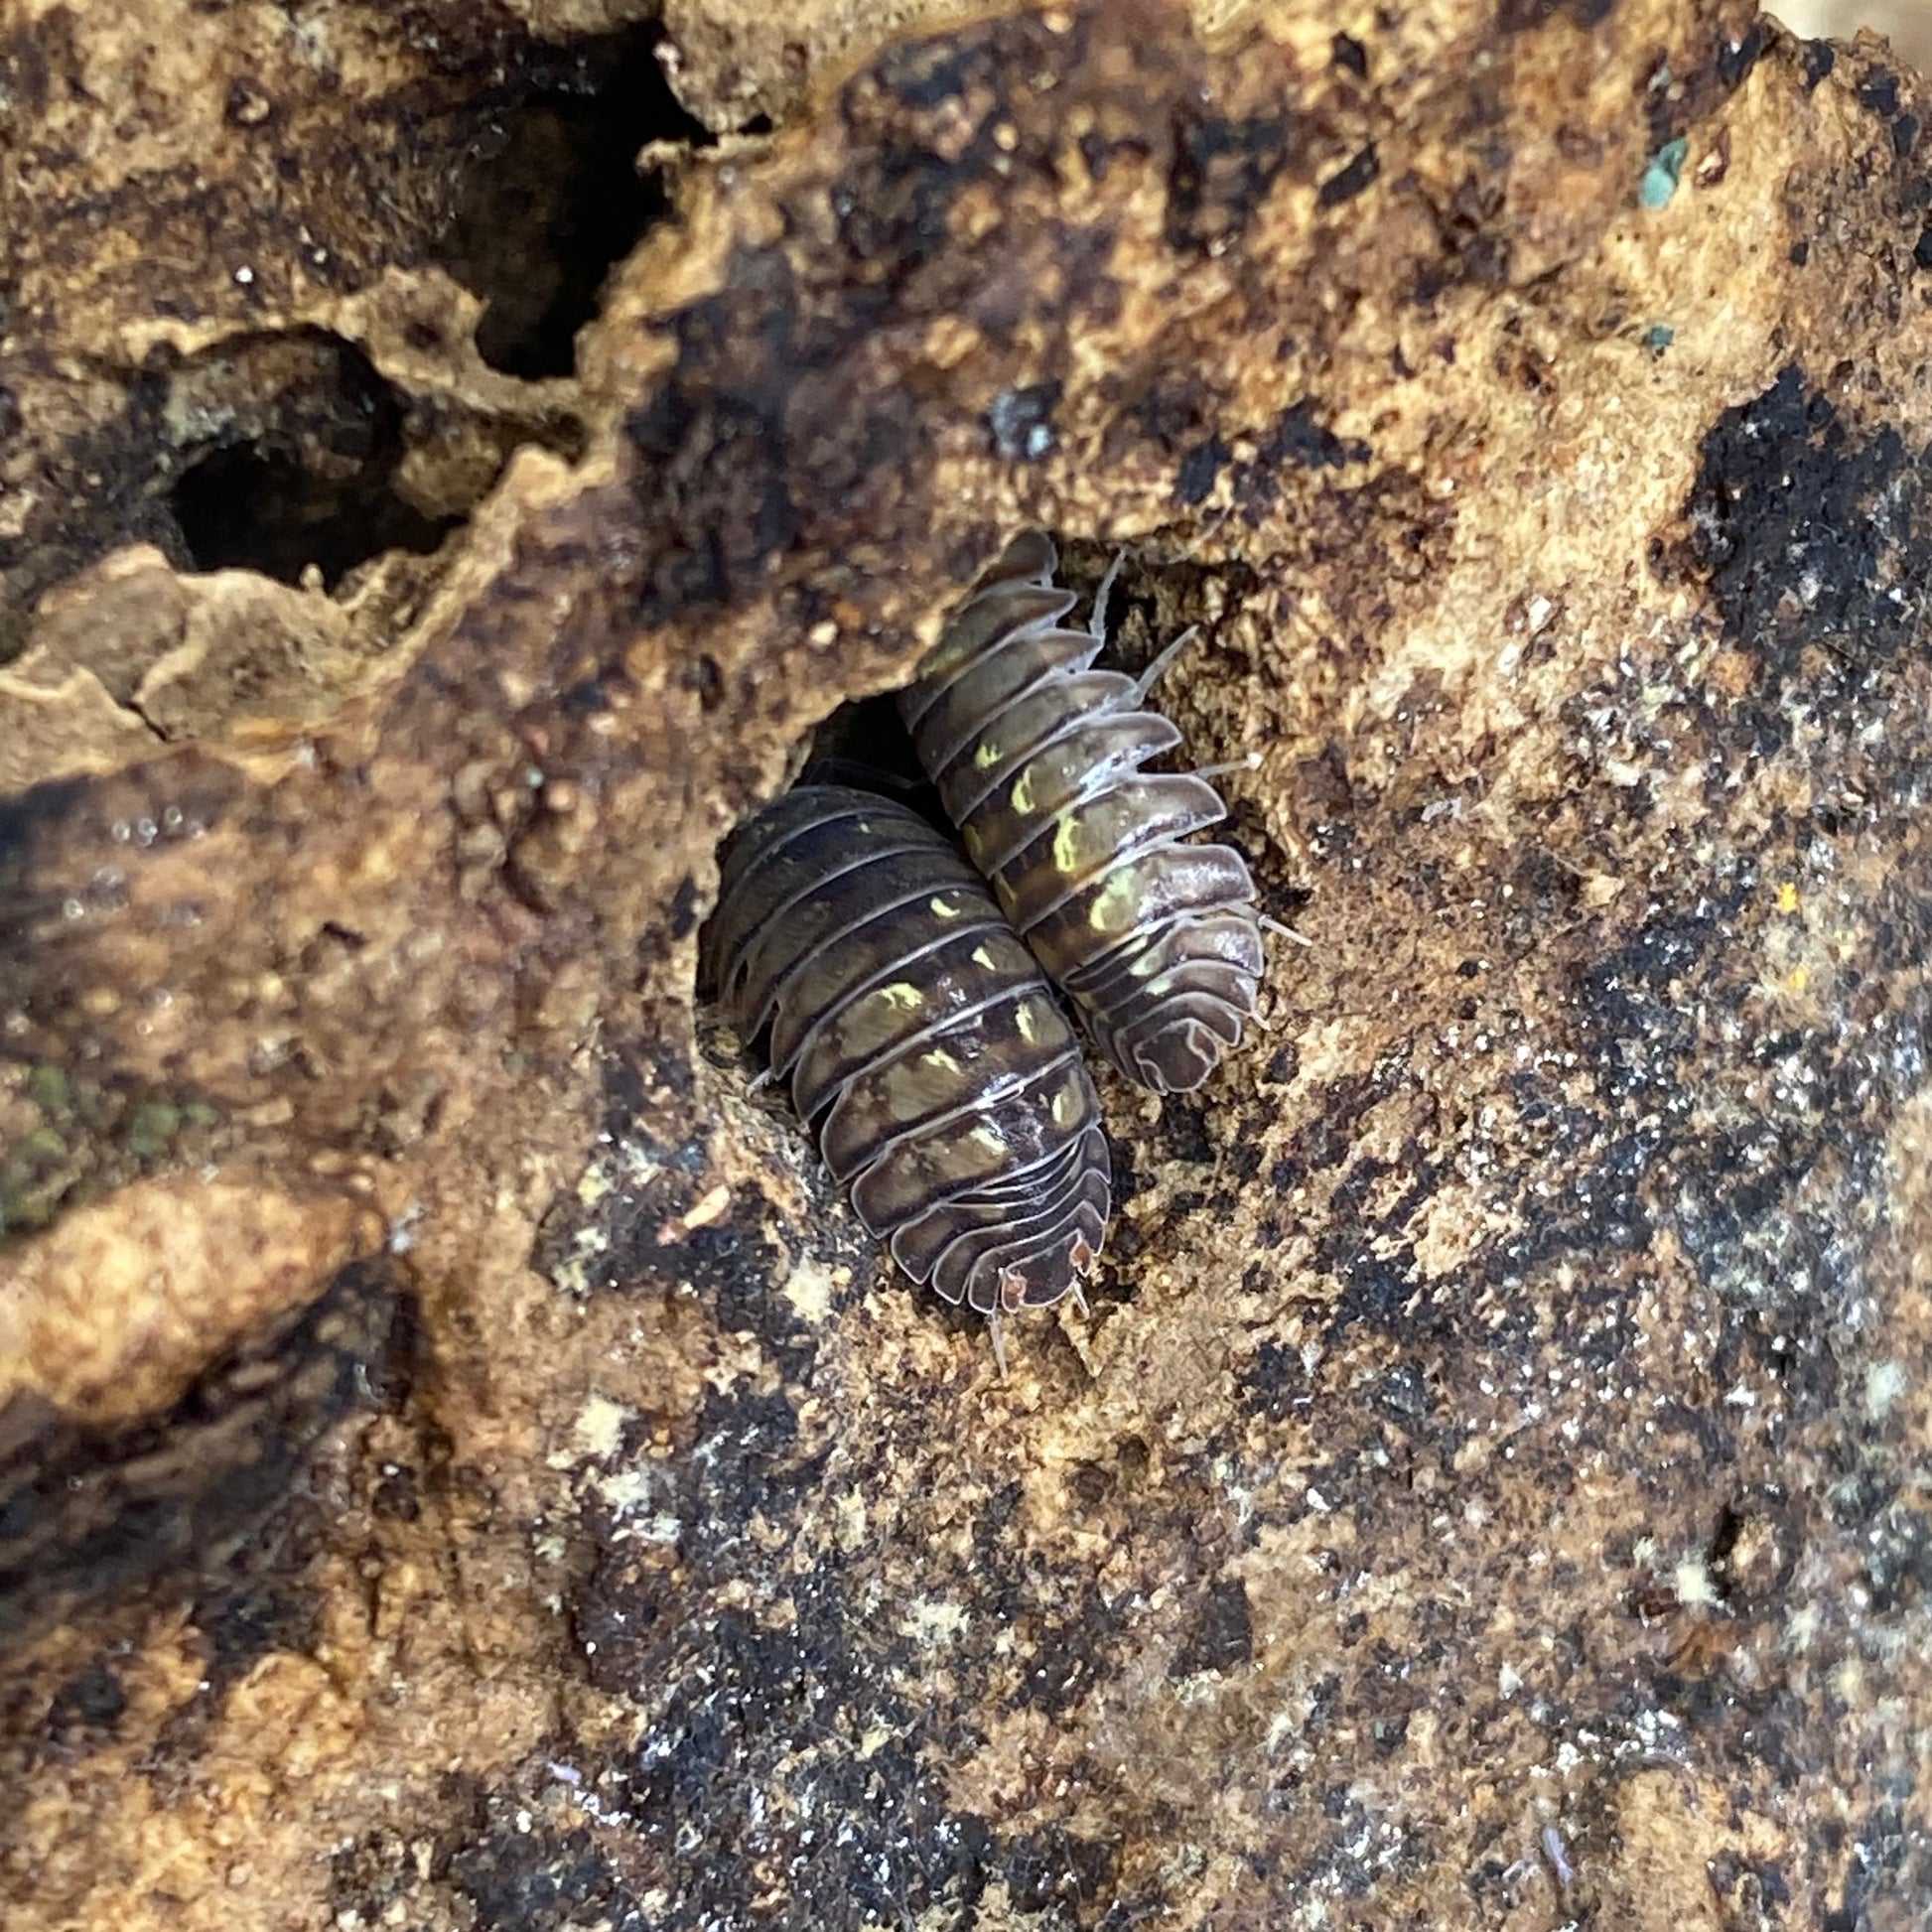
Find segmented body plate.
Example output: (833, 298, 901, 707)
(900, 532, 1265, 1094)
(702, 785, 1109, 1315)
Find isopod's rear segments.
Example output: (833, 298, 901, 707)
(1066, 911, 1263, 1022)
(892, 1126, 1109, 1311)
(1056, 894, 1266, 1089)
(899, 530, 1278, 1096)
(699, 783, 1111, 1363)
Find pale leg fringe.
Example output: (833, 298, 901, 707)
(1192, 752, 1263, 782)
(987, 1310, 1010, 1381)
(1260, 914, 1313, 948)
(1088, 548, 1128, 642)
(1132, 625, 1200, 703)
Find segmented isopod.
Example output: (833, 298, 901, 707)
(899, 531, 1267, 1095)
(701, 784, 1110, 1356)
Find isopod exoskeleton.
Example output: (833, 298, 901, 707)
(898, 531, 1267, 1095)
(700, 784, 1110, 1354)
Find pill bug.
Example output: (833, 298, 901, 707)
(700, 783, 1110, 1361)
(898, 530, 1270, 1095)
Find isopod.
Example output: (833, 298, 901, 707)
(701, 784, 1110, 1363)
(899, 530, 1268, 1094)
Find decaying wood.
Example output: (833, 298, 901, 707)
(5, 0, 1932, 1924)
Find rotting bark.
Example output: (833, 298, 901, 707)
(6, 0, 1932, 1926)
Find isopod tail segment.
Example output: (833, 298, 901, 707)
(899, 530, 1279, 1096)
(700, 784, 1109, 1369)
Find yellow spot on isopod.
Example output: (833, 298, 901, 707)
(971, 945, 998, 970)
(1050, 1081, 1081, 1128)
(1087, 873, 1138, 933)
(1016, 1002, 1040, 1043)
(970, 1126, 1007, 1156)
(973, 741, 1002, 769)
(1775, 882, 1800, 913)
(1010, 768, 1035, 815)
(923, 1048, 961, 1074)
(930, 896, 963, 919)
(879, 982, 924, 1010)
(1052, 815, 1084, 875)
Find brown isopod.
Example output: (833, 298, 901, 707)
(700, 784, 1110, 1368)
(899, 531, 1291, 1094)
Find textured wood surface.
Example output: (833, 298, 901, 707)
(4, 0, 1932, 1925)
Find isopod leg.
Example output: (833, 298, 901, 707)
(1259, 913, 1314, 947)
(1191, 753, 1263, 782)
(987, 1310, 1011, 1381)
(1129, 625, 1200, 704)
(1088, 547, 1128, 642)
